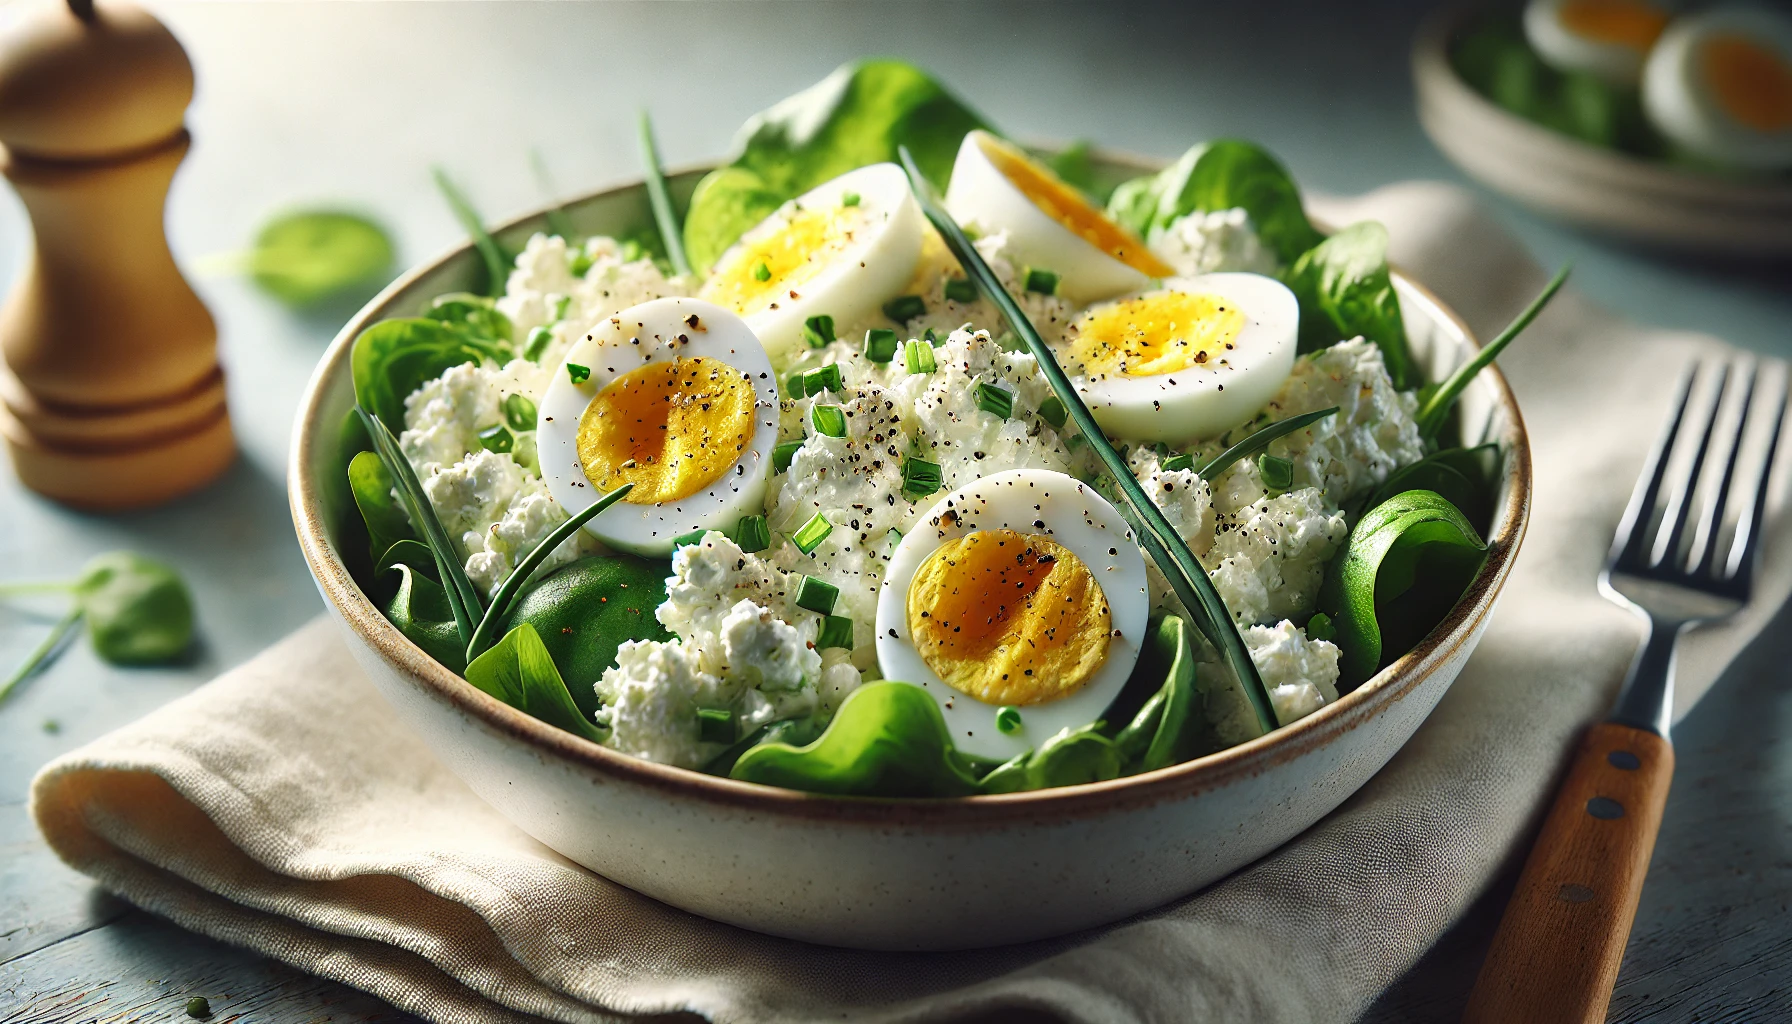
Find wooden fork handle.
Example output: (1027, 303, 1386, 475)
(1462, 721, 1674, 1024)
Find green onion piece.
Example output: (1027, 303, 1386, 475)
(883, 294, 926, 323)
(901, 456, 943, 498)
(802, 314, 836, 349)
(1197, 407, 1337, 481)
(786, 371, 808, 398)
(841, 191, 861, 207)
(619, 238, 648, 263)
(752, 261, 771, 282)
(672, 529, 709, 550)
(1306, 611, 1337, 642)
(1162, 452, 1195, 472)
(523, 325, 553, 362)
(773, 440, 803, 473)
(476, 424, 515, 454)
(569, 250, 593, 277)
(810, 404, 847, 438)
(697, 707, 735, 744)
(1037, 395, 1068, 429)
(904, 339, 937, 374)
(1258, 453, 1294, 492)
(792, 513, 833, 554)
(863, 327, 898, 363)
(975, 382, 1013, 420)
(944, 278, 978, 303)
(812, 363, 844, 394)
(503, 393, 537, 432)
(817, 614, 855, 650)
(1415, 263, 1570, 440)
(431, 167, 509, 299)
(794, 574, 840, 615)
(551, 295, 572, 321)
(1024, 267, 1059, 295)
(566, 363, 591, 385)
(995, 705, 1022, 734)
(733, 514, 771, 553)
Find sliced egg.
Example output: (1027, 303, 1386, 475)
(698, 163, 924, 361)
(1062, 272, 1298, 444)
(944, 130, 1173, 305)
(537, 297, 779, 555)
(875, 468, 1149, 761)
(1524, 0, 1676, 86)
(1643, 7, 1792, 170)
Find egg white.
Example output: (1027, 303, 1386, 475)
(1524, 0, 1677, 86)
(875, 468, 1150, 761)
(536, 297, 780, 556)
(1643, 7, 1792, 170)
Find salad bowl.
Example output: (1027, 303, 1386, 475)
(290, 153, 1531, 951)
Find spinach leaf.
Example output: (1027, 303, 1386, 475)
(1322, 489, 1488, 688)
(729, 681, 982, 797)
(249, 210, 394, 308)
(503, 555, 674, 719)
(682, 60, 992, 273)
(375, 539, 439, 581)
(464, 622, 604, 742)
(1108, 615, 1200, 773)
(72, 552, 194, 665)
(702, 717, 823, 777)
(347, 451, 414, 564)
(385, 563, 467, 673)
(1105, 140, 1322, 266)
(350, 317, 511, 430)
(1043, 139, 1100, 197)
(423, 292, 514, 347)
(1366, 445, 1501, 530)
(980, 723, 1124, 794)
(1284, 221, 1415, 389)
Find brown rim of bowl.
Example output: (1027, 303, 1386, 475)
(290, 152, 1532, 825)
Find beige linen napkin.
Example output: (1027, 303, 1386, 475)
(31, 183, 1792, 1024)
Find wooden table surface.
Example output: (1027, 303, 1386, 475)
(3, 2, 1789, 1021)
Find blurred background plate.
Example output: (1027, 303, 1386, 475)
(1413, 8, 1792, 257)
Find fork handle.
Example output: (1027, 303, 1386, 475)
(1462, 721, 1674, 1024)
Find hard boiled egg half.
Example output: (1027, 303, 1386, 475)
(698, 163, 924, 361)
(1062, 272, 1299, 444)
(875, 469, 1149, 761)
(944, 130, 1173, 305)
(1524, 0, 1677, 86)
(1643, 7, 1792, 170)
(537, 297, 780, 555)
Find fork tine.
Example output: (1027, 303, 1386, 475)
(1611, 364, 1699, 571)
(1651, 363, 1730, 570)
(1725, 373, 1788, 592)
(1688, 363, 1757, 578)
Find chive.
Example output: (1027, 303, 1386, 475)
(883, 294, 926, 323)
(794, 575, 839, 615)
(551, 295, 572, 321)
(672, 529, 709, 550)
(811, 363, 844, 394)
(637, 109, 694, 278)
(944, 278, 978, 303)
(904, 339, 936, 374)
(996, 705, 1022, 734)
(569, 250, 593, 277)
(773, 440, 803, 473)
(792, 513, 833, 554)
(566, 363, 591, 385)
(1036, 394, 1068, 430)
(697, 707, 735, 744)
(523, 325, 553, 362)
(901, 456, 942, 498)
(476, 424, 515, 454)
(786, 371, 808, 398)
(863, 327, 898, 363)
(733, 514, 771, 553)
(1024, 267, 1059, 295)
(810, 404, 847, 438)
(503, 393, 537, 432)
(752, 261, 772, 282)
(817, 614, 855, 650)
(802, 314, 836, 349)
(431, 166, 509, 299)
(1196, 407, 1337, 481)
(1162, 452, 1195, 472)
(841, 191, 861, 207)
(1258, 453, 1294, 492)
(974, 382, 1014, 419)
(1415, 263, 1570, 440)
(1306, 611, 1336, 642)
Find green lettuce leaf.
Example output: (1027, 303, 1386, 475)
(72, 552, 194, 665)
(1283, 221, 1416, 389)
(1104, 139, 1322, 266)
(464, 622, 604, 742)
(249, 210, 393, 309)
(385, 563, 466, 674)
(1365, 445, 1501, 530)
(350, 317, 512, 430)
(729, 681, 982, 797)
(980, 723, 1123, 794)
(502, 555, 675, 719)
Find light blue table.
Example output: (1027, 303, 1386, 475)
(3, 3, 1788, 1020)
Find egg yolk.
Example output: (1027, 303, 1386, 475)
(1703, 34, 1792, 133)
(1555, 0, 1669, 52)
(576, 356, 755, 505)
(1069, 291, 1247, 378)
(977, 135, 1174, 279)
(906, 528, 1112, 707)
(699, 204, 869, 316)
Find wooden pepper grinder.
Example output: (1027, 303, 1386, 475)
(0, 0, 233, 510)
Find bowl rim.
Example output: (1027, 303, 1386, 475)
(289, 151, 1533, 825)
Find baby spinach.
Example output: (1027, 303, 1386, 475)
(502, 555, 674, 719)
(375, 539, 438, 581)
(682, 60, 992, 273)
(423, 293, 514, 347)
(981, 723, 1124, 793)
(729, 681, 983, 797)
(347, 451, 414, 564)
(465, 622, 605, 742)
(248, 210, 394, 308)
(385, 564, 467, 673)
(350, 317, 511, 433)
(702, 717, 823, 777)
(1284, 221, 1415, 389)
(1366, 445, 1501, 530)
(431, 166, 511, 298)
(1108, 615, 1200, 773)
(1106, 140, 1323, 266)
(1414, 264, 1569, 441)
(1322, 489, 1488, 688)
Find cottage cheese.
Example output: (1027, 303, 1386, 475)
(1148, 207, 1279, 277)
(1201, 620, 1343, 748)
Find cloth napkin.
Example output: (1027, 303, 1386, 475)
(31, 183, 1792, 1024)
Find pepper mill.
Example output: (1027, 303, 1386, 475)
(0, 0, 233, 510)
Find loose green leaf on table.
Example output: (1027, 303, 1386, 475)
(1105, 139, 1323, 266)
(729, 681, 983, 797)
(502, 555, 674, 718)
(464, 622, 604, 742)
(385, 563, 467, 674)
(248, 210, 394, 308)
(350, 317, 512, 430)
(1284, 221, 1415, 389)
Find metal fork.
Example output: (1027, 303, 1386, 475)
(1463, 360, 1786, 1024)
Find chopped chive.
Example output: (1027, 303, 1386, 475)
(733, 514, 771, 553)
(995, 705, 1022, 734)
(944, 278, 978, 303)
(794, 575, 840, 615)
(924, 327, 943, 346)
(752, 261, 771, 282)
(523, 325, 553, 362)
(619, 238, 647, 263)
(1065, 433, 1088, 452)
(792, 513, 833, 554)
(1024, 267, 1059, 295)
(901, 456, 943, 498)
(672, 529, 709, 550)
(773, 440, 803, 473)
(1162, 452, 1196, 472)
(883, 294, 926, 323)
(863, 328, 898, 363)
(566, 363, 591, 385)
(975, 382, 1013, 420)
(786, 371, 808, 397)
(841, 191, 861, 207)
(551, 295, 572, 321)
(477, 423, 515, 454)
(503, 393, 537, 432)
(569, 250, 593, 277)
(697, 707, 735, 744)
(811, 363, 844, 394)
(904, 339, 936, 374)
(1037, 394, 1067, 429)
(817, 614, 855, 650)
(1258, 453, 1294, 492)
(1306, 611, 1336, 642)
(802, 314, 836, 349)
(810, 404, 847, 438)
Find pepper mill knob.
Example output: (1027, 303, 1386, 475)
(0, 0, 234, 510)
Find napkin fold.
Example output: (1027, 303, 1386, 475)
(32, 183, 1792, 1024)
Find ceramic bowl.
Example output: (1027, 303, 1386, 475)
(289, 155, 1532, 951)
(1413, 10, 1792, 257)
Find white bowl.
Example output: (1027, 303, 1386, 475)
(289, 155, 1531, 951)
